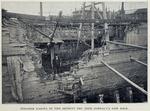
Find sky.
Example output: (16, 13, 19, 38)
(1, 2, 147, 16)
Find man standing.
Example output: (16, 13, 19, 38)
(53, 54, 61, 75)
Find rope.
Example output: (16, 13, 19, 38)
(101, 60, 147, 95)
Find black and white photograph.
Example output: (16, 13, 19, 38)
(1, 1, 148, 104)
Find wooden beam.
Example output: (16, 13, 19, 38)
(73, 94, 76, 103)
(18, 19, 51, 39)
(91, 2, 95, 50)
(5, 12, 45, 20)
(126, 87, 133, 102)
(2, 47, 26, 56)
(71, 19, 146, 23)
(14, 57, 23, 102)
(94, 6, 103, 19)
(82, 98, 87, 103)
(98, 94, 104, 103)
(130, 57, 147, 66)
(7, 57, 23, 102)
(7, 57, 18, 101)
(101, 60, 148, 95)
(113, 90, 120, 103)
(84, 2, 103, 8)
(139, 84, 147, 102)
(106, 41, 147, 50)
(102, 2, 107, 20)
(76, 2, 85, 51)
(57, 90, 74, 96)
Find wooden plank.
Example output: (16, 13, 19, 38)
(84, 2, 102, 8)
(106, 40, 147, 50)
(113, 90, 120, 103)
(91, 2, 95, 50)
(98, 94, 104, 103)
(14, 57, 23, 102)
(139, 84, 147, 102)
(7, 57, 23, 102)
(2, 34, 10, 44)
(5, 12, 45, 21)
(76, 2, 85, 50)
(7, 57, 18, 101)
(126, 87, 133, 102)
(82, 98, 87, 103)
(130, 57, 147, 66)
(101, 60, 148, 95)
(2, 46, 26, 56)
(2, 57, 7, 65)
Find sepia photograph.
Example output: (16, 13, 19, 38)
(1, 1, 148, 104)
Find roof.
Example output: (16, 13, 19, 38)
(4, 12, 46, 21)
(125, 9, 137, 14)
(125, 8, 147, 15)
(135, 8, 147, 14)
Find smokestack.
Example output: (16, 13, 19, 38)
(40, 2, 43, 16)
(121, 2, 125, 13)
(121, 2, 125, 19)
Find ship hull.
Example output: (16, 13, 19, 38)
(21, 48, 147, 103)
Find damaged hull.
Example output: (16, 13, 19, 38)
(20, 48, 147, 103)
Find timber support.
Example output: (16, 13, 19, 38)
(82, 98, 87, 103)
(113, 90, 120, 103)
(130, 57, 147, 66)
(98, 94, 104, 103)
(7, 56, 23, 102)
(126, 87, 133, 102)
(139, 84, 147, 102)
(106, 40, 147, 50)
(101, 60, 148, 95)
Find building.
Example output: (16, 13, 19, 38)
(72, 9, 115, 20)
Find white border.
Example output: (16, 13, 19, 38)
(0, 0, 149, 111)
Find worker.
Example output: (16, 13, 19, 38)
(53, 54, 61, 75)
